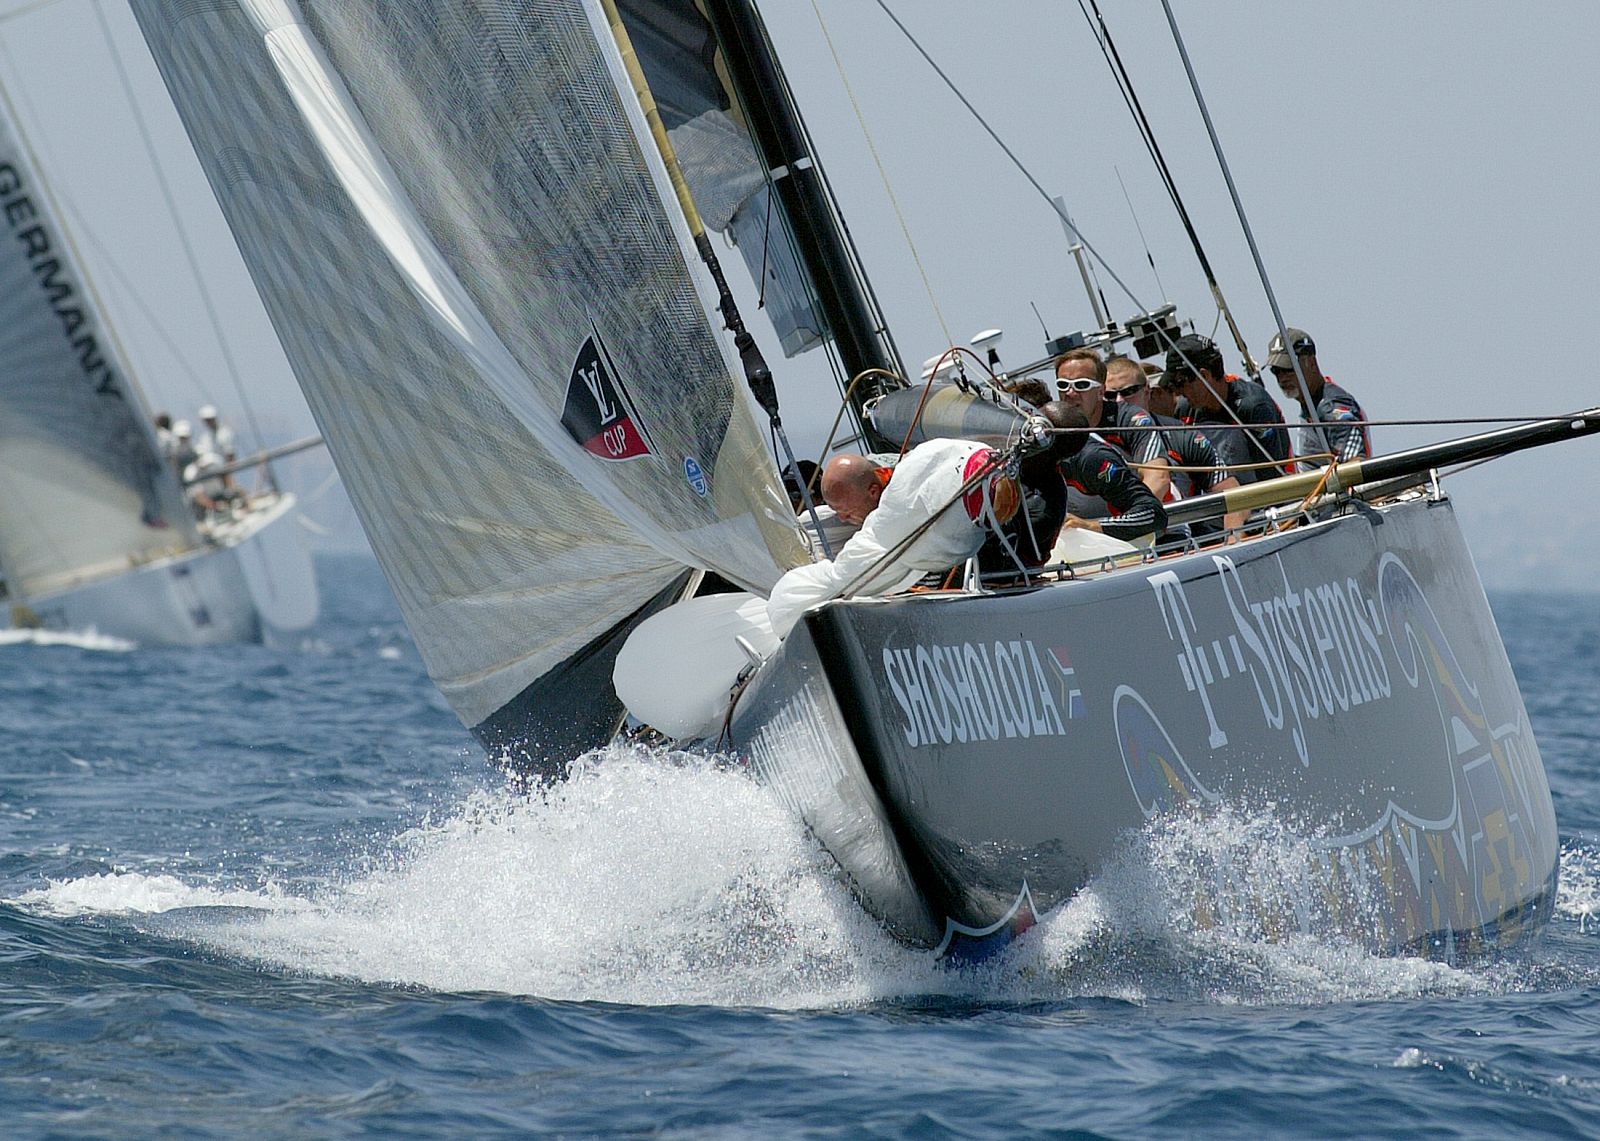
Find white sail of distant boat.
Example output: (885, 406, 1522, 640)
(0, 72, 316, 645)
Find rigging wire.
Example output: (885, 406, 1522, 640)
(731, 1, 909, 406)
(0, 35, 207, 397)
(1074, 0, 1256, 374)
(754, 183, 774, 310)
(814, 367, 902, 465)
(869, 0, 1281, 471)
(894, 345, 999, 458)
(867, 0, 1146, 313)
(806, 0, 955, 352)
(89, 0, 274, 475)
(1155, 0, 1330, 457)
(1113, 164, 1167, 302)
(705, 1, 894, 450)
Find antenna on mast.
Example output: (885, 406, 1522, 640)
(1030, 302, 1052, 340)
(1114, 165, 1168, 304)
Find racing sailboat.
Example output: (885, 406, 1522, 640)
(0, 76, 316, 645)
(127, 0, 1596, 958)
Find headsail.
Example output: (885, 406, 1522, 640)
(0, 92, 199, 602)
(128, 0, 809, 744)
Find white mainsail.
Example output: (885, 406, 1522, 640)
(0, 91, 201, 603)
(129, 0, 810, 743)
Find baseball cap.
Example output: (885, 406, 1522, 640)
(1160, 334, 1219, 388)
(1265, 328, 1315, 370)
(199, 404, 218, 420)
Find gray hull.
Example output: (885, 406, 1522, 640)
(730, 492, 1557, 959)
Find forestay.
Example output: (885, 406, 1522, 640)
(0, 96, 198, 601)
(128, 0, 808, 737)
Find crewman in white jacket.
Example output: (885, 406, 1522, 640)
(767, 438, 1018, 637)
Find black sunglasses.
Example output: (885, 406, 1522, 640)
(1107, 381, 1147, 397)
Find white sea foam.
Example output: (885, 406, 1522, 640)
(996, 803, 1485, 1005)
(140, 746, 934, 1006)
(1555, 841, 1600, 932)
(11, 752, 1533, 1007)
(0, 627, 135, 651)
(17, 872, 299, 916)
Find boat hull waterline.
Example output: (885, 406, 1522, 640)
(729, 493, 1556, 960)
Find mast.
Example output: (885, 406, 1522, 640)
(700, 0, 901, 451)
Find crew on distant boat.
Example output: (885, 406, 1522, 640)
(1264, 327, 1371, 467)
(1160, 334, 1290, 484)
(166, 418, 222, 517)
(767, 438, 1021, 636)
(1054, 347, 1171, 501)
(196, 404, 239, 493)
(196, 404, 236, 464)
(170, 419, 199, 476)
(167, 414, 240, 519)
(154, 412, 175, 459)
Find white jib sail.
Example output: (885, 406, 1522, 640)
(129, 0, 808, 730)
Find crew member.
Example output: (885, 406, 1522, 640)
(980, 402, 1167, 573)
(170, 420, 199, 479)
(196, 404, 237, 465)
(1107, 356, 1246, 537)
(197, 404, 239, 493)
(768, 438, 1020, 635)
(998, 376, 1052, 408)
(1160, 334, 1289, 484)
(1264, 326, 1371, 467)
(154, 412, 175, 460)
(1055, 347, 1170, 501)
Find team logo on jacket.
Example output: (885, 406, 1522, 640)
(562, 331, 655, 461)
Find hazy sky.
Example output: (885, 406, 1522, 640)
(2, 0, 1596, 587)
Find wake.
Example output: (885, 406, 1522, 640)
(0, 626, 135, 651)
(13, 746, 1590, 1008)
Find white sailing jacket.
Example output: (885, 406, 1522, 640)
(767, 438, 1016, 636)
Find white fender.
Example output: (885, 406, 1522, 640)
(613, 592, 779, 739)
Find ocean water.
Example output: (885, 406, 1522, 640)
(3, 553, 1599, 1139)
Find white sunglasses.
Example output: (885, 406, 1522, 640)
(1055, 377, 1102, 393)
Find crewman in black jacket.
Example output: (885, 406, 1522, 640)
(1161, 333, 1289, 484)
(981, 402, 1166, 573)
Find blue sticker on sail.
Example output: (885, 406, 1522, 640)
(684, 456, 709, 496)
